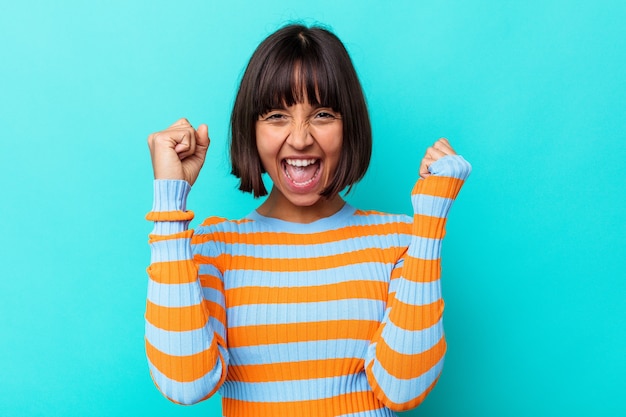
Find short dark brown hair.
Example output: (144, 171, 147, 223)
(230, 24, 372, 198)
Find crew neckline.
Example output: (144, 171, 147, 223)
(245, 203, 356, 233)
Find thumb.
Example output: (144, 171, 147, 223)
(193, 123, 210, 161)
(196, 124, 210, 148)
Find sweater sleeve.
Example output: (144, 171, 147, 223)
(145, 180, 229, 405)
(364, 155, 472, 410)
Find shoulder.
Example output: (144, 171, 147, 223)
(190, 216, 255, 246)
(196, 216, 252, 232)
(192, 215, 257, 238)
(350, 209, 412, 234)
(190, 216, 261, 263)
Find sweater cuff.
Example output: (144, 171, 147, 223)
(151, 180, 191, 212)
(427, 155, 472, 181)
(146, 180, 193, 233)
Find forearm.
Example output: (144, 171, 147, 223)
(366, 155, 471, 410)
(145, 180, 227, 404)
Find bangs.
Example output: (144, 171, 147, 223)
(255, 40, 341, 115)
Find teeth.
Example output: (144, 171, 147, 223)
(285, 158, 317, 167)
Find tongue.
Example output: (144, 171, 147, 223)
(285, 162, 318, 184)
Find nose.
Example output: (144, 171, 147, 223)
(286, 121, 313, 150)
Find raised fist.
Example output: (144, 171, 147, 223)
(147, 118, 210, 186)
(419, 138, 456, 179)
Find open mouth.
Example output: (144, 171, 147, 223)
(282, 158, 321, 187)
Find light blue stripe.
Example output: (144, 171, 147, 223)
(388, 277, 399, 294)
(227, 299, 385, 327)
(147, 281, 204, 308)
(150, 238, 193, 262)
(201, 286, 225, 306)
(198, 263, 221, 277)
(350, 212, 411, 226)
(147, 355, 225, 405)
(406, 237, 441, 260)
(392, 279, 441, 306)
(220, 373, 371, 402)
(208, 316, 226, 340)
(379, 319, 444, 355)
(145, 321, 215, 356)
(151, 221, 189, 235)
(369, 355, 445, 404)
(223, 264, 393, 289)
(411, 194, 454, 217)
(229, 339, 369, 366)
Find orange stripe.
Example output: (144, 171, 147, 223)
(147, 260, 198, 284)
(228, 357, 364, 383)
(412, 175, 464, 199)
(199, 274, 223, 290)
(375, 336, 446, 379)
(192, 222, 411, 246)
(145, 299, 210, 332)
(400, 258, 441, 282)
(196, 247, 402, 272)
(412, 214, 447, 239)
(145, 337, 219, 383)
(388, 299, 443, 331)
(146, 210, 194, 222)
(366, 361, 440, 411)
(225, 280, 388, 307)
(222, 391, 385, 417)
(148, 229, 194, 243)
(390, 269, 402, 281)
(227, 320, 380, 348)
(205, 300, 226, 327)
(354, 209, 390, 216)
(198, 216, 253, 227)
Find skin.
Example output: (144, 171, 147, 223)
(419, 137, 457, 179)
(147, 113, 457, 223)
(254, 101, 344, 223)
(148, 118, 210, 186)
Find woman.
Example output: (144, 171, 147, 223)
(145, 23, 471, 416)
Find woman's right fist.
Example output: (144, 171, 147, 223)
(147, 118, 210, 186)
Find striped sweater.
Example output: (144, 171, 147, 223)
(145, 155, 471, 416)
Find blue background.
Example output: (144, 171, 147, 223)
(1, 1, 624, 416)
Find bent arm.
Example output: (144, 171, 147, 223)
(145, 180, 228, 404)
(365, 155, 471, 410)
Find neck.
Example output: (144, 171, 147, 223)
(256, 188, 346, 224)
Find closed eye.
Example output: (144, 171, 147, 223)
(259, 112, 290, 123)
(312, 110, 341, 124)
(265, 113, 286, 120)
(315, 107, 342, 118)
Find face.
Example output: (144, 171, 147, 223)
(255, 101, 343, 221)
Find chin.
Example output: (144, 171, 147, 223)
(284, 192, 325, 208)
